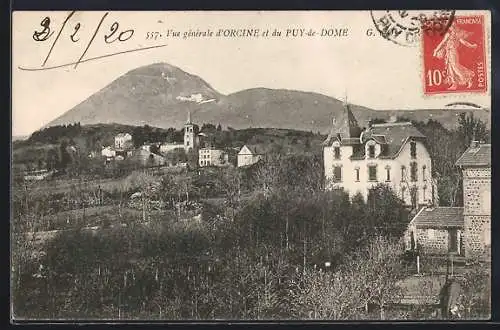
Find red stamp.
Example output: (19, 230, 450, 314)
(422, 15, 487, 94)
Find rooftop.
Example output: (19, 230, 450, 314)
(411, 207, 464, 228)
(240, 144, 266, 155)
(371, 122, 425, 159)
(455, 143, 491, 167)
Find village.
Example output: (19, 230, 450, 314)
(58, 104, 491, 263)
(12, 102, 491, 320)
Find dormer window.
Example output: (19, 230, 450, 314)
(410, 141, 417, 159)
(368, 145, 376, 158)
(334, 147, 341, 160)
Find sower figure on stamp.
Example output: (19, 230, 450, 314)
(433, 25, 477, 90)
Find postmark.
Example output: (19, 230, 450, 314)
(370, 10, 455, 47)
(422, 15, 487, 95)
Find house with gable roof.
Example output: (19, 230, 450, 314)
(237, 144, 266, 167)
(323, 102, 435, 209)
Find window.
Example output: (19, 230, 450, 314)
(385, 166, 391, 182)
(449, 229, 458, 253)
(410, 162, 418, 182)
(333, 166, 342, 182)
(410, 187, 418, 209)
(401, 166, 406, 181)
(368, 145, 376, 158)
(423, 186, 427, 202)
(422, 165, 427, 181)
(355, 168, 360, 182)
(334, 147, 341, 160)
(410, 141, 417, 159)
(368, 165, 377, 181)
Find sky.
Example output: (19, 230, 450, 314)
(12, 10, 491, 136)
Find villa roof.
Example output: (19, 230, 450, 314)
(371, 122, 426, 159)
(411, 207, 464, 228)
(455, 143, 491, 167)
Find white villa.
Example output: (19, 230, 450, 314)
(323, 103, 435, 209)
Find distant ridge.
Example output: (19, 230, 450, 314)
(45, 62, 490, 133)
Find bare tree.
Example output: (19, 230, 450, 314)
(290, 236, 406, 320)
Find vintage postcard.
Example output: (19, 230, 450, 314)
(11, 10, 491, 321)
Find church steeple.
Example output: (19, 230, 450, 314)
(186, 110, 192, 124)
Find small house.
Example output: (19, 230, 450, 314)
(114, 133, 133, 150)
(237, 144, 265, 167)
(101, 146, 116, 158)
(406, 206, 464, 256)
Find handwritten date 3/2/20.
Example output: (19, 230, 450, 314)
(20, 11, 167, 71)
(32, 11, 134, 69)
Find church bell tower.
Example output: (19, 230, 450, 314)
(184, 110, 196, 151)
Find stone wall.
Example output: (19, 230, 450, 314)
(463, 167, 491, 258)
(416, 228, 449, 254)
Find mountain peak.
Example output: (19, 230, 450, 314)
(124, 62, 186, 77)
(44, 63, 490, 133)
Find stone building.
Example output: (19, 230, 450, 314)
(405, 141, 490, 258)
(406, 206, 464, 255)
(455, 142, 491, 258)
(323, 103, 435, 209)
(199, 148, 229, 167)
